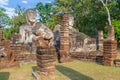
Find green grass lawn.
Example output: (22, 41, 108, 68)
(0, 60, 120, 80)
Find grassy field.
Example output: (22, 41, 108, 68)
(0, 48, 120, 80)
(0, 60, 120, 80)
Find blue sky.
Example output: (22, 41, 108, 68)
(0, 0, 54, 18)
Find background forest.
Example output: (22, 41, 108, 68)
(0, 0, 120, 46)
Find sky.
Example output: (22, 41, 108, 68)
(0, 0, 54, 18)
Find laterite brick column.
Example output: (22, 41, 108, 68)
(60, 13, 70, 63)
(103, 40, 117, 66)
(98, 30, 104, 51)
(108, 25, 114, 40)
(36, 46, 56, 79)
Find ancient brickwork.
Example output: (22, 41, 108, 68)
(0, 40, 19, 69)
(36, 46, 56, 79)
(98, 30, 104, 51)
(10, 34, 22, 54)
(71, 51, 103, 63)
(108, 26, 115, 40)
(60, 13, 70, 63)
(15, 54, 36, 63)
(103, 40, 117, 66)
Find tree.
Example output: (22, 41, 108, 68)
(0, 8, 10, 27)
(36, 2, 60, 30)
(9, 5, 26, 33)
(36, 2, 53, 23)
(100, 0, 112, 25)
(3, 6, 26, 39)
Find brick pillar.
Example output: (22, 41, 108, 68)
(36, 37, 56, 79)
(98, 30, 104, 51)
(108, 25, 114, 40)
(98, 30, 103, 40)
(103, 40, 117, 66)
(60, 13, 70, 63)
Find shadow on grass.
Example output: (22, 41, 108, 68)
(0, 72, 10, 80)
(32, 66, 37, 72)
(56, 65, 93, 80)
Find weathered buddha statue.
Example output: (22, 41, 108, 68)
(19, 9, 37, 53)
(19, 9, 54, 50)
(19, 9, 36, 44)
(54, 14, 96, 53)
(32, 22, 54, 48)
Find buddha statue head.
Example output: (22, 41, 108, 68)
(26, 9, 37, 26)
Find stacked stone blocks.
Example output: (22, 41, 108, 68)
(103, 40, 117, 66)
(60, 13, 70, 63)
(36, 46, 56, 79)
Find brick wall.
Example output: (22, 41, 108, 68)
(71, 51, 103, 63)
(103, 40, 117, 66)
(15, 54, 36, 63)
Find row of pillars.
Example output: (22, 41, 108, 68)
(36, 14, 117, 79)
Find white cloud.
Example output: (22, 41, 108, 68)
(46, 0, 52, 3)
(5, 7, 17, 18)
(0, 0, 9, 6)
(0, 0, 16, 18)
(22, 0, 28, 4)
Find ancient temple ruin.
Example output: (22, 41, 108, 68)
(0, 8, 118, 80)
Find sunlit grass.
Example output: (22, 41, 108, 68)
(0, 60, 120, 80)
(0, 63, 35, 80)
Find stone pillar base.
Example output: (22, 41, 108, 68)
(103, 40, 117, 66)
(60, 50, 71, 63)
(36, 46, 56, 80)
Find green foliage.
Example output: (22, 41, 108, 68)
(2, 27, 12, 39)
(3, 6, 26, 39)
(53, 0, 120, 38)
(1, 0, 120, 41)
(36, 2, 60, 30)
(53, 0, 74, 14)
(0, 7, 10, 27)
(112, 20, 120, 45)
(36, 2, 52, 23)
(9, 5, 26, 33)
(104, 19, 120, 45)
(53, 0, 107, 37)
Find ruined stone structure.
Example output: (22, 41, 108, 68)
(33, 23, 56, 79)
(54, 13, 98, 63)
(0, 40, 19, 69)
(10, 34, 22, 54)
(103, 40, 117, 66)
(36, 46, 56, 79)
(98, 30, 104, 51)
(103, 25, 117, 66)
(19, 9, 36, 53)
(18, 9, 56, 79)
(108, 25, 115, 40)
(72, 32, 96, 52)
(59, 13, 70, 63)
(0, 26, 19, 69)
